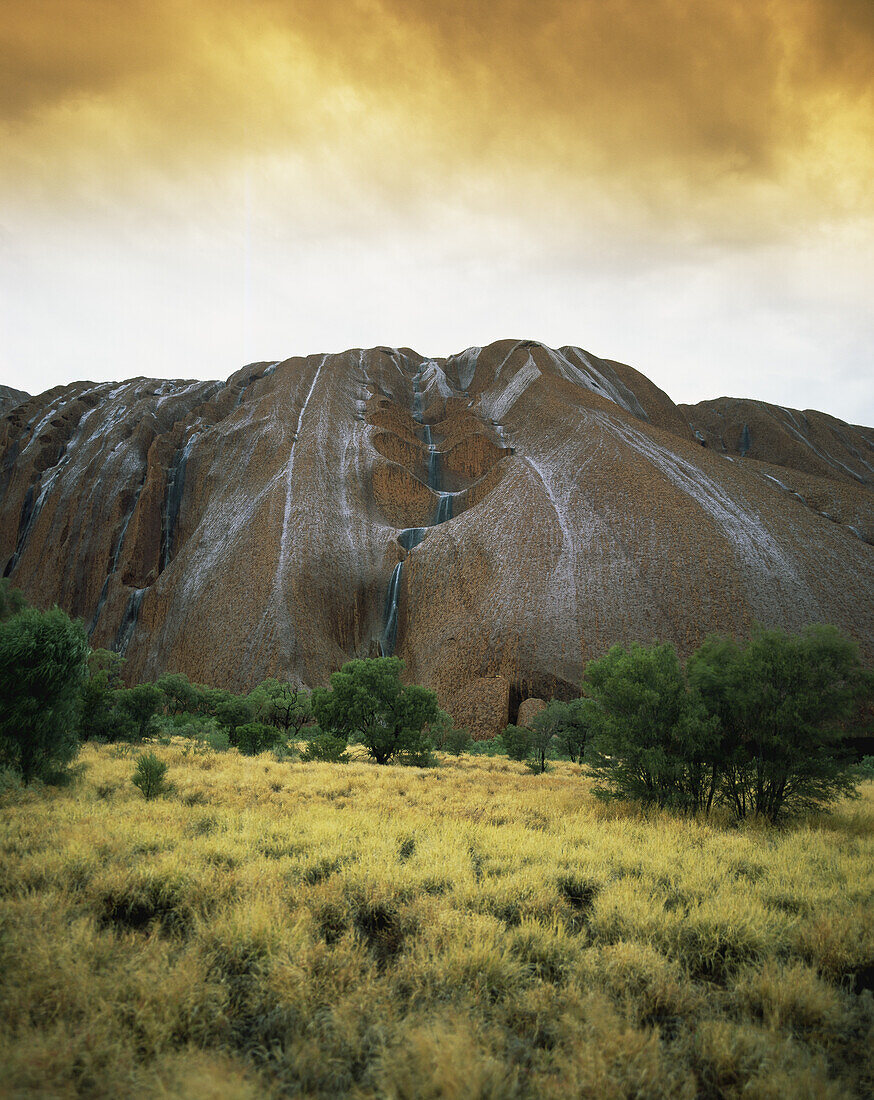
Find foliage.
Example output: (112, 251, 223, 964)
(858, 756, 874, 779)
(300, 730, 350, 763)
(312, 657, 439, 765)
(0, 606, 88, 783)
(156, 672, 198, 716)
(131, 753, 168, 799)
(538, 698, 593, 763)
(0, 578, 28, 622)
(250, 679, 312, 735)
(115, 683, 164, 742)
(426, 709, 470, 755)
(215, 697, 256, 737)
(234, 722, 279, 756)
(688, 625, 869, 821)
(584, 642, 719, 812)
(78, 649, 126, 740)
(502, 724, 532, 762)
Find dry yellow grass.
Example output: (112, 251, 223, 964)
(1, 742, 872, 1098)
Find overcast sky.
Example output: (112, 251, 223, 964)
(2, 0, 873, 423)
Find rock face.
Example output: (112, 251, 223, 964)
(1, 343, 872, 737)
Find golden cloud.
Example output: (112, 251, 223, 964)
(1, 0, 873, 230)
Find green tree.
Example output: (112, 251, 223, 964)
(502, 724, 532, 762)
(537, 698, 593, 763)
(78, 649, 126, 741)
(132, 753, 168, 800)
(689, 625, 869, 821)
(0, 607, 88, 782)
(584, 642, 718, 812)
(215, 696, 256, 743)
(0, 578, 28, 622)
(234, 721, 279, 756)
(300, 729, 350, 763)
(312, 657, 439, 765)
(426, 709, 470, 755)
(250, 679, 311, 735)
(116, 683, 164, 741)
(156, 672, 198, 716)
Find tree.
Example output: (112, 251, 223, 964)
(583, 642, 718, 812)
(0, 606, 88, 782)
(116, 683, 164, 741)
(215, 696, 256, 742)
(0, 578, 28, 622)
(234, 721, 280, 756)
(502, 724, 532, 762)
(156, 672, 198, 716)
(312, 657, 439, 765)
(300, 729, 350, 763)
(78, 649, 126, 741)
(537, 698, 594, 763)
(250, 679, 312, 736)
(689, 625, 870, 821)
(426, 709, 470, 755)
(132, 753, 168, 800)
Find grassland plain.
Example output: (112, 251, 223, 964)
(1, 742, 872, 1098)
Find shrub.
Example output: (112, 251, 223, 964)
(132, 753, 168, 799)
(502, 724, 532, 762)
(688, 624, 869, 821)
(115, 683, 163, 741)
(584, 642, 719, 812)
(300, 731, 350, 763)
(444, 725, 471, 756)
(156, 672, 198, 716)
(312, 657, 439, 765)
(0, 606, 88, 783)
(249, 678, 312, 735)
(234, 722, 279, 756)
(215, 697, 256, 738)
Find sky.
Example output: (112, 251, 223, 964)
(1, 0, 873, 423)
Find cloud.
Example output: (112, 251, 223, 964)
(1, 0, 872, 236)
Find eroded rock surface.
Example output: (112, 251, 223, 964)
(2, 343, 872, 737)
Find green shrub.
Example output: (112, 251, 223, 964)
(301, 731, 350, 763)
(584, 641, 718, 812)
(0, 606, 88, 783)
(502, 724, 532, 762)
(234, 721, 279, 756)
(444, 725, 471, 756)
(857, 756, 874, 779)
(132, 753, 168, 800)
(688, 625, 869, 820)
(312, 657, 439, 765)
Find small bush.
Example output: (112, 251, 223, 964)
(444, 726, 471, 756)
(233, 722, 278, 756)
(503, 724, 532, 762)
(132, 753, 169, 800)
(301, 732, 350, 763)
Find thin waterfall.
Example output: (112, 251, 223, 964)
(380, 562, 404, 656)
(435, 493, 453, 524)
(161, 432, 198, 570)
(88, 483, 145, 635)
(114, 587, 146, 655)
(398, 528, 427, 551)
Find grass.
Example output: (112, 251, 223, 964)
(1, 742, 872, 1098)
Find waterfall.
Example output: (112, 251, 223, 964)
(398, 528, 427, 551)
(435, 493, 453, 524)
(161, 433, 198, 570)
(114, 587, 146, 655)
(380, 562, 404, 656)
(88, 482, 146, 635)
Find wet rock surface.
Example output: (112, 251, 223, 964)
(2, 343, 872, 737)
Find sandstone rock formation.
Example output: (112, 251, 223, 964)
(2, 342, 872, 737)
